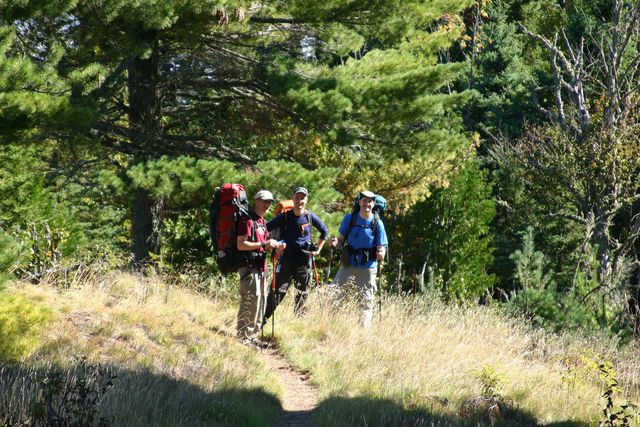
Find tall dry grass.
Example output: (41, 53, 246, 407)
(1, 268, 281, 426)
(271, 286, 640, 426)
(2, 267, 639, 426)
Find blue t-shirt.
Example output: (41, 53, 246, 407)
(267, 210, 329, 251)
(339, 213, 388, 269)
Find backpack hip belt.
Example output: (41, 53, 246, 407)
(345, 245, 377, 266)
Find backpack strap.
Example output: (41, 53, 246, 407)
(284, 210, 288, 234)
(305, 211, 313, 243)
(345, 212, 381, 247)
(290, 210, 313, 243)
(372, 212, 380, 246)
(247, 211, 260, 242)
(344, 211, 358, 246)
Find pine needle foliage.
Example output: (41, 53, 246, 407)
(393, 159, 496, 301)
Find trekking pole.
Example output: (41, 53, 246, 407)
(271, 254, 277, 338)
(377, 260, 383, 323)
(326, 241, 333, 284)
(312, 254, 320, 288)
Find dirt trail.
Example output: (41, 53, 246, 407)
(260, 348, 319, 427)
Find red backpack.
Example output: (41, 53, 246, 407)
(209, 183, 250, 274)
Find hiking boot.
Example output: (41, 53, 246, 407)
(251, 337, 270, 349)
(238, 336, 268, 350)
(238, 337, 259, 350)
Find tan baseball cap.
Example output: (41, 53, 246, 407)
(254, 190, 275, 201)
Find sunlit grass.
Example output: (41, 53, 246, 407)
(271, 286, 640, 426)
(2, 267, 639, 426)
(1, 269, 281, 426)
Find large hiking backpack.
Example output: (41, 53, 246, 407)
(270, 199, 313, 247)
(270, 199, 293, 242)
(350, 193, 387, 220)
(209, 183, 250, 274)
(274, 199, 294, 216)
(374, 194, 387, 217)
(341, 193, 387, 266)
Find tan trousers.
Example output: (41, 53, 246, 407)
(332, 266, 377, 329)
(237, 266, 268, 341)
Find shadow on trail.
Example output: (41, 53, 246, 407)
(311, 395, 588, 427)
(1, 361, 280, 427)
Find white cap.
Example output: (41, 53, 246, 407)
(254, 190, 275, 201)
(360, 190, 376, 199)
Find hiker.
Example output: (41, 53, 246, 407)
(263, 186, 330, 320)
(329, 190, 388, 329)
(236, 189, 285, 348)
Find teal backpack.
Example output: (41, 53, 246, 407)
(351, 194, 387, 218)
(345, 193, 387, 240)
(341, 193, 387, 266)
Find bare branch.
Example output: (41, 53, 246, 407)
(545, 211, 588, 224)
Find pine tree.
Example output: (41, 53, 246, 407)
(0, 7, 81, 143)
(3, 0, 476, 266)
(395, 159, 496, 302)
(113, 156, 342, 267)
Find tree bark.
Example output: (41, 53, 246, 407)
(131, 188, 163, 266)
(128, 34, 164, 267)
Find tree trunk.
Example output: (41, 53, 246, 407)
(633, 274, 640, 339)
(131, 188, 163, 266)
(594, 216, 612, 326)
(128, 34, 163, 267)
(395, 253, 403, 292)
(418, 261, 427, 293)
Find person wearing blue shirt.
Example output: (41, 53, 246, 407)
(264, 187, 330, 321)
(330, 190, 388, 329)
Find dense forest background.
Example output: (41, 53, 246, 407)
(2, 0, 640, 340)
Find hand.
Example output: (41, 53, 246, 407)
(329, 237, 338, 248)
(275, 241, 286, 256)
(376, 247, 386, 261)
(265, 239, 278, 250)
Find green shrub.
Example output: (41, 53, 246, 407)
(0, 293, 51, 360)
(0, 230, 26, 289)
(0, 144, 129, 277)
(506, 226, 600, 332)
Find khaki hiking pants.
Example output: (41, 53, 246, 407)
(332, 266, 377, 329)
(237, 266, 268, 341)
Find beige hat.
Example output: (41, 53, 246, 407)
(359, 190, 376, 199)
(254, 190, 275, 201)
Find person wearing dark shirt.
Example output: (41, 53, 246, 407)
(264, 187, 329, 320)
(236, 190, 284, 348)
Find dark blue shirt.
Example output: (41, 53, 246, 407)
(267, 210, 329, 251)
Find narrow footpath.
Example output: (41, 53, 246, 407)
(260, 348, 319, 427)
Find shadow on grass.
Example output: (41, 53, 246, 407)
(311, 395, 588, 427)
(2, 361, 591, 427)
(1, 361, 280, 427)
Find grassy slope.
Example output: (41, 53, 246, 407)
(273, 288, 640, 426)
(2, 272, 639, 426)
(1, 273, 281, 426)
